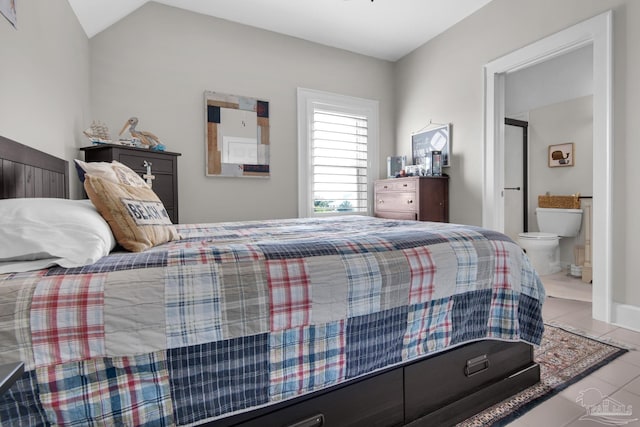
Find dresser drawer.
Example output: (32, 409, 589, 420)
(376, 191, 417, 213)
(375, 179, 416, 193)
(118, 153, 174, 174)
(375, 211, 417, 221)
(150, 174, 175, 209)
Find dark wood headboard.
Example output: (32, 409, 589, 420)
(0, 135, 69, 199)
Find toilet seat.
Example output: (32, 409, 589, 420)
(518, 232, 559, 241)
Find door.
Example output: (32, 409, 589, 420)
(504, 119, 528, 242)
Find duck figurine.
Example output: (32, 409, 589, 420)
(119, 117, 165, 150)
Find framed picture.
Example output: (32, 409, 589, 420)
(0, 0, 16, 27)
(387, 155, 406, 178)
(548, 143, 574, 167)
(204, 91, 270, 178)
(411, 124, 450, 167)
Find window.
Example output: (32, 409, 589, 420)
(297, 88, 379, 217)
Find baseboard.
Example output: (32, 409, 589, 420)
(612, 303, 640, 333)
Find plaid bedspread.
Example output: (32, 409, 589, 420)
(0, 216, 545, 426)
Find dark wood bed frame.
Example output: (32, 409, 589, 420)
(0, 135, 68, 199)
(0, 134, 540, 427)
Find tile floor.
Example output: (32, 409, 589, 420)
(507, 294, 640, 426)
(542, 271, 592, 303)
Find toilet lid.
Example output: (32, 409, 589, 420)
(518, 232, 559, 240)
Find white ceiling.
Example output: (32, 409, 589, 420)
(67, 0, 493, 61)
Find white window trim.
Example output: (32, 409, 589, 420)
(297, 88, 379, 218)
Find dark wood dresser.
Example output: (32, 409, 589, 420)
(80, 144, 181, 223)
(374, 176, 449, 222)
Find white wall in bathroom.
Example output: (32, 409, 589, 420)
(528, 95, 594, 267)
(505, 45, 593, 117)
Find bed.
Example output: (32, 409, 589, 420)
(0, 135, 544, 427)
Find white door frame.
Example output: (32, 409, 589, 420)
(483, 11, 613, 322)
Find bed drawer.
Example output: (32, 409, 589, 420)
(222, 369, 404, 427)
(404, 340, 534, 424)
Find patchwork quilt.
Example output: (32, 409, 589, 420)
(0, 216, 545, 426)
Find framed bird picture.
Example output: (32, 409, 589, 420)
(548, 143, 574, 167)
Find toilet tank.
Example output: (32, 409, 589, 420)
(536, 207, 583, 237)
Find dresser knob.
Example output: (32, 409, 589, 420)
(378, 200, 384, 204)
(407, 200, 413, 204)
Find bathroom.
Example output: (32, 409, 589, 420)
(504, 46, 594, 300)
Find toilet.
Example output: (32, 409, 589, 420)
(518, 208, 583, 276)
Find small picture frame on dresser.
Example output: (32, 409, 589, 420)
(387, 156, 406, 178)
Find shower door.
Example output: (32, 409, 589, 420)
(504, 118, 528, 241)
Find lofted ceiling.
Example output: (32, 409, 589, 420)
(67, 0, 492, 61)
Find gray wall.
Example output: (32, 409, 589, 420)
(394, 0, 639, 306)
(89, 2, 395, 224)
(0, 0, 90, 198)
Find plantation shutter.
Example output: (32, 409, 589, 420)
(312, 109, 368, 214)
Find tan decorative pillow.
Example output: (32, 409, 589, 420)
(84, 174, 178, 252)
(74, 159, 149, 188)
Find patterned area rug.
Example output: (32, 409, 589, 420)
(458, 324, 629, 426)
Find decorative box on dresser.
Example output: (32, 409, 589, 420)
(374, 176, 449, 222)
(80, 144, 181, 223)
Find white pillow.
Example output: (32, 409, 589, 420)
(0, 198, 117, 273)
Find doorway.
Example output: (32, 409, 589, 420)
(503, 118, 528, 242)
(483, 11, 613, 322)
